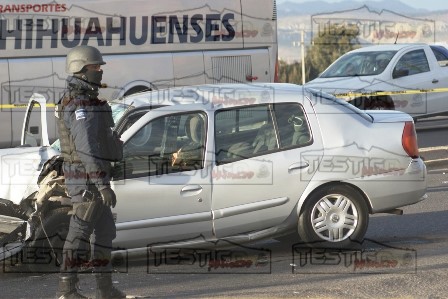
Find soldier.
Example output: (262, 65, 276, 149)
(56, 45, 125, 299)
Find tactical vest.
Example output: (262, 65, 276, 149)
(56, 96, 82, 163)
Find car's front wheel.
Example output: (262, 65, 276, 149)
(298, 185, 369, 249)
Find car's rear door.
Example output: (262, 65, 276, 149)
(425, 46, 448, 114)
(111, 105, 214, 249)
(388, 48, 440, 115)
(211, 95, 323, 238)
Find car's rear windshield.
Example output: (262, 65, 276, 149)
(306, 88, 373, 123)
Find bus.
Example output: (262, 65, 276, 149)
(0, 0, 278, 147)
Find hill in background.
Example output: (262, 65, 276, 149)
(278, 0, 448, 62)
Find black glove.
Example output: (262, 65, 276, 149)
(100, 187, 117, 208)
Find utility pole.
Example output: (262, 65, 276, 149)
(300, 29, 306, 85)
(293, 28, 306, 85)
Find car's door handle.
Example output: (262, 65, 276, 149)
(180, 185, 203, 196)
(288, 162, 309, 173)
(432, 79, 439, 84)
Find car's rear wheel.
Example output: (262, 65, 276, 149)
(350, 96, 394, 110)
(365, 95, 395, 110)
(298, 185, 369, 249)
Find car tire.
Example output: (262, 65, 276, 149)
(298, 185, 369, 249)
(365, 95, 395, 110)
(25, 206, 71, 273)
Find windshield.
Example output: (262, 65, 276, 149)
(51, 102, 133, 151)
(111, 103, 132, 124)
(320, 51, 397, 78)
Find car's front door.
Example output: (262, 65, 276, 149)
(211, 98, 323, 238)
(111, 106, 213, 249)
(21, 93, 50, 147)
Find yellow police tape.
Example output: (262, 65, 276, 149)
(334, 87, 448, 99)
(2, 87, 448, 107)
(0, 103, 56, 109)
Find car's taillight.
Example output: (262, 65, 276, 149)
(402, 121, 419, 158)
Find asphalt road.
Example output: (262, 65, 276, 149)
(1, 118, 448, 298)
(416, 116, 448, 148)
(1, 170, 448, 298)
(1, 168, 448, 299)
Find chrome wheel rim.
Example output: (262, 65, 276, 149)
(310, 194, 359, 242)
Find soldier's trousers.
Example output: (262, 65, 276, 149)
(60, 204, 116, 273)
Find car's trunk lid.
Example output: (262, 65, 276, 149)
(366, 110, 413, 123)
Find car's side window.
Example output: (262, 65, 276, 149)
(215, 103, 311, 164)
(215, 105, 277, 164)
(431, 46, 448, 61)
(431, 46, 448, 67)
(273, 103, 312, 148)
(393, 50, 430, 78)
(115, 112, 206, 179)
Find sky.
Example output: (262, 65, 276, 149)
(276, 0, 448, 11)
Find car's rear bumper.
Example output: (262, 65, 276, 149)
(346, 158, 427, 213)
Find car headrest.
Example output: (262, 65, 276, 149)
(186, 115, 203, 144)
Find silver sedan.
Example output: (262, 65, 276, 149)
(0, 83, 427, 269)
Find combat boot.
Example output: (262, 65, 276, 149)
(95, 273, 126, 299)
(57, 274, 88, 299)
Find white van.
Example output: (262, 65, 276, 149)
(0, 0, 278, 147)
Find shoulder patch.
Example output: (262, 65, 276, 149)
(75, 108, 87, 120)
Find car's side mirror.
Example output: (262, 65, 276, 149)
(392, 68, 409, 79)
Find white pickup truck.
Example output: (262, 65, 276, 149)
(306, 44, 448, 119)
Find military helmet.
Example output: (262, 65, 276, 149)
(65, 45, 106, 74)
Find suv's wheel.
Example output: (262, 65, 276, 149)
(25, 207, 71, 273)
(298, 185, 369, 249)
